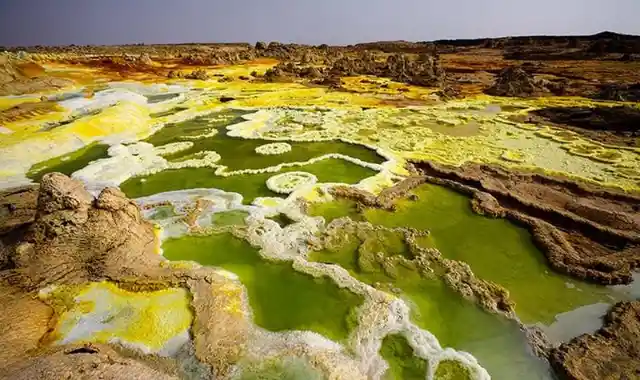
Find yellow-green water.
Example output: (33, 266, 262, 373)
(362, 184, 617, 324)
(121, 157, 377, 203)
(162, 232, 363, 342)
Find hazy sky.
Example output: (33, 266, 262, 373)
(1, 0, 638, 46)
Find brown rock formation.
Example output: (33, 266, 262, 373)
(328, 52, 446, 88)
(0, 185, 38, 236)
(260, 50, 446, 89)
(0, 54, 72, 96)
(0, 284, 53, 369)
(549, 301, 640, 380)
(184, 69, 210, 80)
(0, 101, 62, 125)
(4, 174, 158, 289)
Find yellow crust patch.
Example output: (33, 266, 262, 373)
(39, 281, 192, 352)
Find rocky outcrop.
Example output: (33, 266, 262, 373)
(529, 105, 640, 146)
(179, 49, 255, 66)
(0, 53, 72, 96)
(0, 186, 39, 270)
(485, 66, 547, 97)
(549, 301, 640, 380)
(0, 53, 23, 84)
(4, 173, 158, 289)
(0, 185, 38, 236)
(328, 52, 446, 88)
(594, 83, 640, 102)
(264, 62, 328, 83)
(262, 51, 446, 89)
(184, 69, 210, 80)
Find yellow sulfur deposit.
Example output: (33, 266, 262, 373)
(39, 281, 193, 355)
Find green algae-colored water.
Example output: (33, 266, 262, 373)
(145, 110, 386, 171)
(120, 157, 378, 202)
(145, 110, 251, 146)
(148, 205, 177, 220)
(308, 198, 365, 224)
(362, 184, 617, 324)
(27, 143, 109, 181)
(434, 360, 474, 380)
(305, 181, 633, 378)
(235, 357, 324, 380)
(162, 232, 363, 342)
(423, 121, 482, 137)
(379, 334, 428, 380)
(308, 230, 553, 380)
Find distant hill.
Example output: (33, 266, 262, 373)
(430, 31, 640, 47)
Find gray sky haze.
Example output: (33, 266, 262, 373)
(0, 0, 638, 46)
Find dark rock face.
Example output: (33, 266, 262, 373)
(595, 83, 640, 102)
(532, 106, 640, 133)
(587, 39, 640, 55)
(0, 186, 38, 236)
(549, 301, 640, 380)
